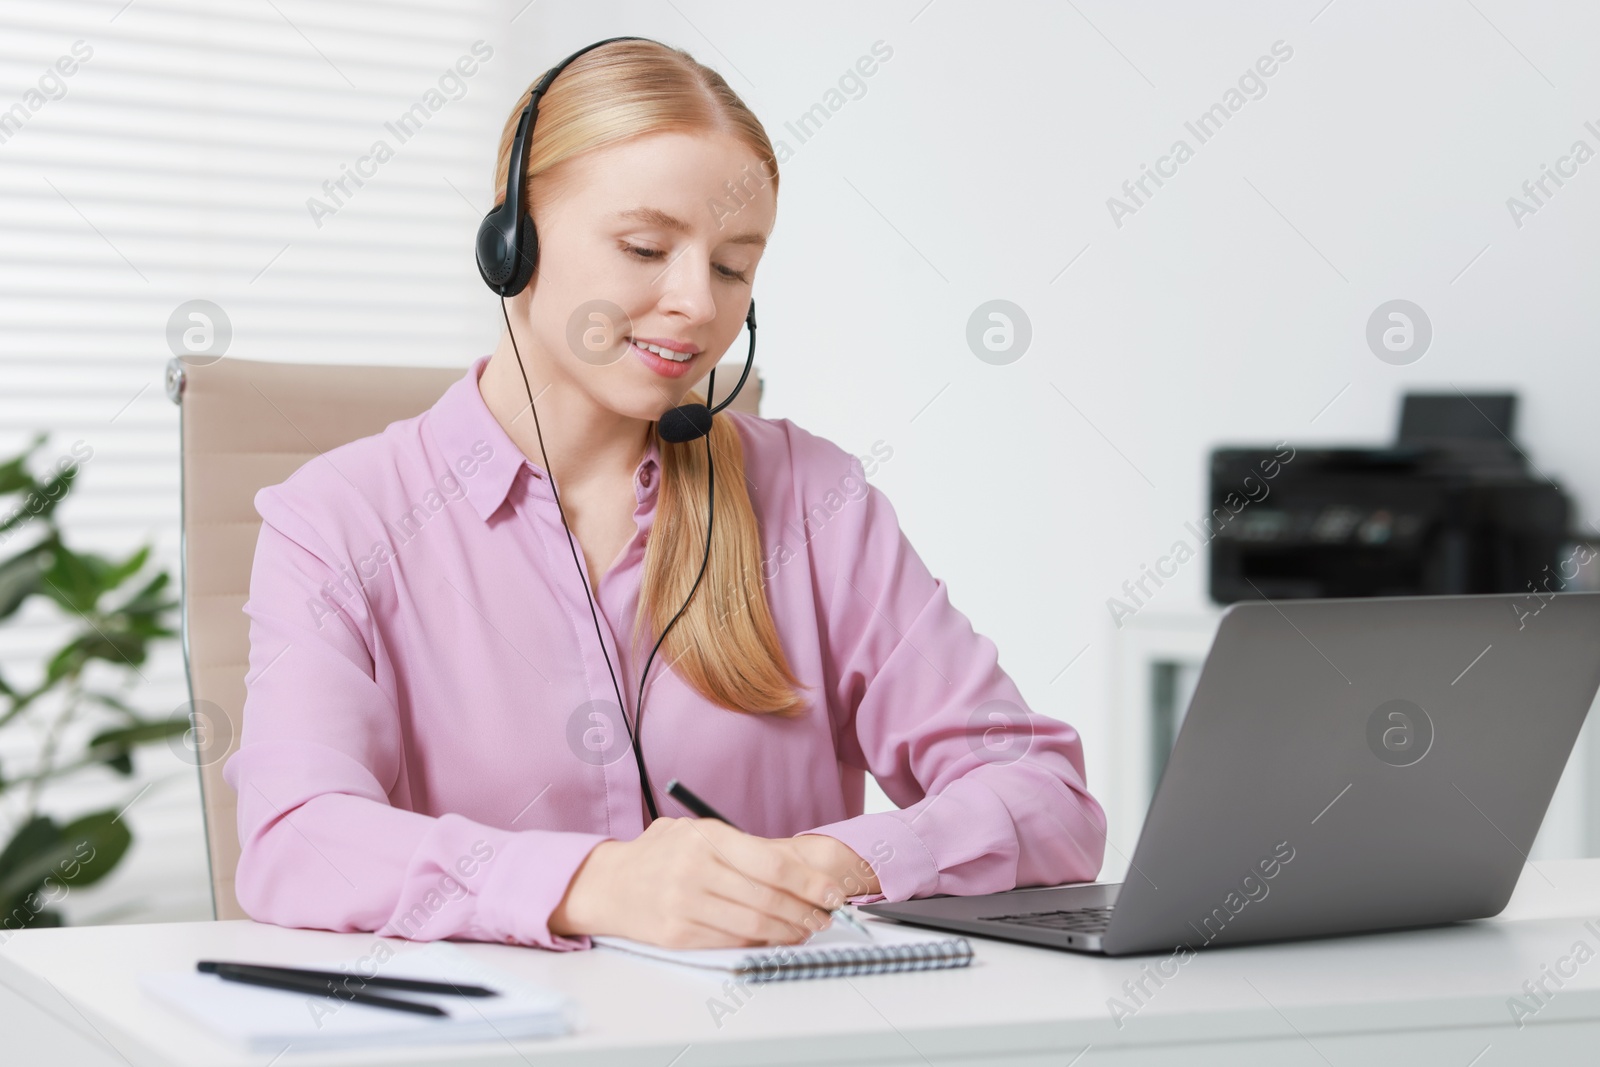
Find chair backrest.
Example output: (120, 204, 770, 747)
(169, 355, 762, 920)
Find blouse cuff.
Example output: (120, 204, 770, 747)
(800, 812, 939, 904)
(477, 829, 613, 951)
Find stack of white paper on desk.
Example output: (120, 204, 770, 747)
(139, 940, 574, 1053)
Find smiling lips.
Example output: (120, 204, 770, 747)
(629, 336, 699, 361)
(624, 340, 700, 382)
(627, 337, 698, 378)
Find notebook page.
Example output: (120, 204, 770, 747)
(593, 917, 965, 972)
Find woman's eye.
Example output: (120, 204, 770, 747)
(622, 242, 664, 261)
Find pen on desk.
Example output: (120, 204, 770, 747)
(200, 963, 449, 1017)
(197, 960, 499, 997)
(663, 778, 875, 941)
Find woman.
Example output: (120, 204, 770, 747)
(223, 38, 1106, 953)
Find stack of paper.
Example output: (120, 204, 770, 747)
(139, 941, 574, 1053)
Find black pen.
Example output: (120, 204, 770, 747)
(197, 960, 499, 997)
(201, 963, 449, 1017)
(663, 778, 874, 941)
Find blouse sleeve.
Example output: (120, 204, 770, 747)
(221, 484, 612, 950)
(792, 434, 1107, 903)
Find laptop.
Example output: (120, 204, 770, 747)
(859, 592, 1600, 956)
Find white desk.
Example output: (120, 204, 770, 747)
(5, 860, 1600, 1066)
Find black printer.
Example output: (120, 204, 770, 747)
(1209, 393, 1571, 603)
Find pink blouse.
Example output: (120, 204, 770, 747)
(223, 354, 1106, 950)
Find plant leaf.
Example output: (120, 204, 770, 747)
(120, 613, 177, 639)
(42, 636, 90, 687)
(82, 690, 144, 721)
(0, 433, 47, 495)
(0, 900, 64, 935)
(0, 466, 77, 537)
(117, 571, 172, 615)
(0, 816, 63, 923)
(99, 546, 150, 593)
(0, 809, 132, 904)
(39, 542, 100, 614)
(0, 538, 54, 621)
(0, 815, 61, 876)
(44, 629, 149, 687)
(88, 718, 191, 776)
(53, 811, 133, 889)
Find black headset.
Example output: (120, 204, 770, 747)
(474, 37, 763, 822)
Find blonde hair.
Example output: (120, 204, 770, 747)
(491, 40, 808, 717)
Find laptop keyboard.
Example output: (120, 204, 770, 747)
(979, 905, 1114, 934)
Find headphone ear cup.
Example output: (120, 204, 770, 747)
(474, 206, 541, 298)
(508, 218, 539, 297)
(475, 206, 520, 295)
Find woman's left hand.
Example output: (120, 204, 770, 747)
(790, 834, 882, 899)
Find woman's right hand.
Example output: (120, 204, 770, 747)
(548, 817, 849, 949)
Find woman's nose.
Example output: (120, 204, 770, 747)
(654, 253, 718, 324)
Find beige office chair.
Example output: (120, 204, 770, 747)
(168, 355, 762, 920)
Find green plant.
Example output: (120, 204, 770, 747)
(0, 433, 189, 934)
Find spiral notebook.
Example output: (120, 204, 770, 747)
(593, 917, 973, 981)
